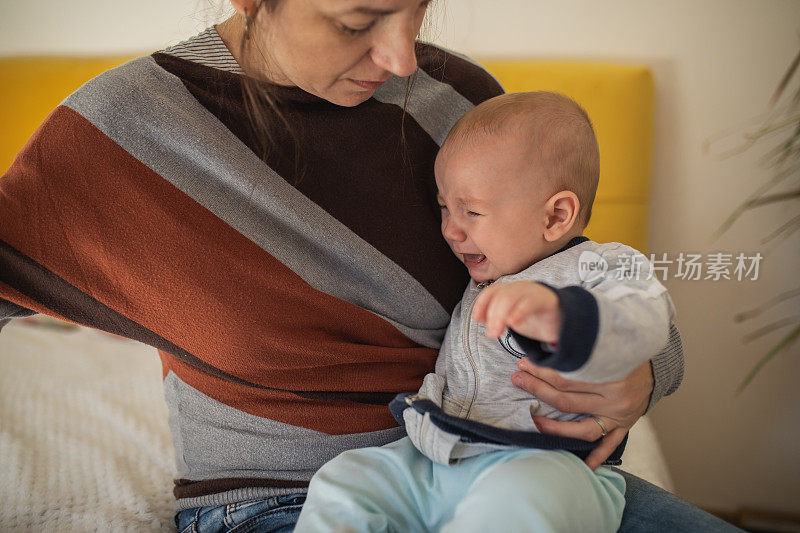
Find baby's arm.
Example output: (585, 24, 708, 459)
(473, 246, 673, 383)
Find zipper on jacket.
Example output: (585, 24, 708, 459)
(405, 393, 420, 406)
(461, 291, 481, 419)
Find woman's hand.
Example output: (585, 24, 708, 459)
(511, 358, 654, 470)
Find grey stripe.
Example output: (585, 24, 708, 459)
(165, 372, 405, 483)
(161, 27, 244, 74)
(62, 55, 451, 347)
(373, 67, 475, 147)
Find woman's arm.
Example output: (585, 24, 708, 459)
(512, 358, 651, 470)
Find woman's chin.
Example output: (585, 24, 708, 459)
(325, 86, 375, 107)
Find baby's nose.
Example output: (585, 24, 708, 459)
(442, 220, 466, 241)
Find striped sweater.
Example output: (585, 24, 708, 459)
(0, 28, 684, 511)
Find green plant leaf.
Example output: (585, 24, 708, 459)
(761, 214, 800, 244)
(735, 322, 800, 397)
(735, 287, 800, 321)
(711, 164, 799, 241)
(741, 316, 800, 343)
(770, 48, 800, 107)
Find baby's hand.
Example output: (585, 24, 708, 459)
(472, 281, 562, 344)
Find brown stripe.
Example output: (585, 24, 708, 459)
(159, 350, 400, 434)
(2, 106, 435, 431)
(174, 477, 309, 500)
(0, 237, 293, 392)
(0, 241, 396, 407)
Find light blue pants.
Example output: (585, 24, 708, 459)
(294, 437, 626, 533)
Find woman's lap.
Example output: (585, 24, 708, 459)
(174, 472, 739, 532)
(614, 469, 741, 532)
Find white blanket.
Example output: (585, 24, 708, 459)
(0, 321, 673, 532)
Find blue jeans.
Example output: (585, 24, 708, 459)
(614, 469, 742, 532)
(174, 494, 306, 533)
(174, 474, 739, 532)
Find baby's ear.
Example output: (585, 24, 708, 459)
(543, 191, 580, 242)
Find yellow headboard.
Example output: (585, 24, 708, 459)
(1, 57, 654, 251)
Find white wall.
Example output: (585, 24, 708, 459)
(0, 0, 214, 55)
(3, 0, 799, 515)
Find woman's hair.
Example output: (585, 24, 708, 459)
(236, 1, 298, 181)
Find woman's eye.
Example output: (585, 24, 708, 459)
(467, 211, 481, 217)
(438, 204, 448, 211)
(338, 21, 375, 36)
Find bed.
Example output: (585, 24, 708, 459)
(0, 55, 672, 531)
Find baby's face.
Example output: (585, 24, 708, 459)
(435, 133, 550, 283)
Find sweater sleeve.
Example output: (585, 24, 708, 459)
(647, 322, 684, 410)
(511, 244, 677, 386)
(511, 317, 684, 410)
(0, 108, 80, 333)
(0, 101, 164, 343)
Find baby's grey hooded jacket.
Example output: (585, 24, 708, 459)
(392, 237, 676, 466)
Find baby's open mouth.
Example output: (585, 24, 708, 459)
(463, 254, 486, 265)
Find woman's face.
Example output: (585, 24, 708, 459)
(251, 0, 431, 106)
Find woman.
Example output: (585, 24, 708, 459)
(0, 0, 730, 531)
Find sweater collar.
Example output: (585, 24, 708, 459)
(552, 235, 589, 257)
(473, 236, 589, 289)
(159, 26, 334, 106)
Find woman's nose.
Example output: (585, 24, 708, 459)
(369, 18, 418, 77)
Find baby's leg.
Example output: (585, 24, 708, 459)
(441, 449, 626, 533)
(294, 437, 447, 533)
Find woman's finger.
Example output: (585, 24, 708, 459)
(518, 358, 606, 395)
(584, 428, 628, 471)
(512, 371, 608, 414)
(531, 415, 611, 442)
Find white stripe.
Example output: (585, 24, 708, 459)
(160, 27, 244, 74)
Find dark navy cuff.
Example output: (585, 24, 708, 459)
(510, 285, 599, 372)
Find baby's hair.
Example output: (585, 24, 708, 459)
(443, 91, 600, 226)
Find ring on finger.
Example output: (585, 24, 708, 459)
(591, 416, 608, 437)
